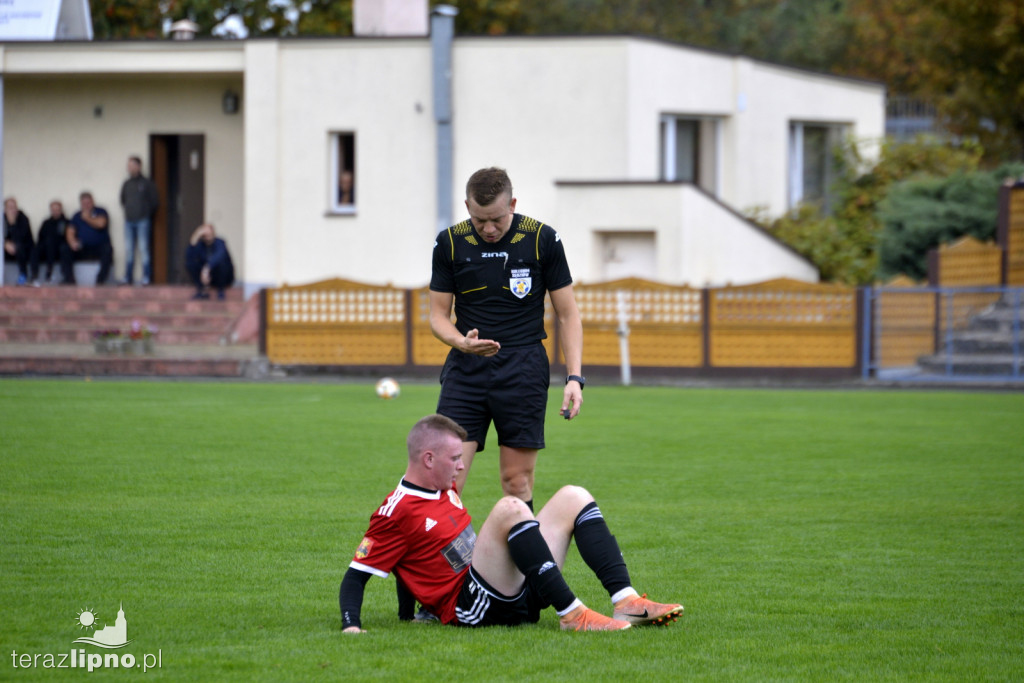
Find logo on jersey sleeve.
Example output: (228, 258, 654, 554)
(510, 267, 532, 299)
(355, 537, 374, 559)
(447, 489, 464, 509)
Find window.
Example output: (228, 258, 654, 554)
(788, 122, 845, 213)
(330, 132, 356, 214)
(659, 115, 721, 195)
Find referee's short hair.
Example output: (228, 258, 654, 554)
(407, 414, 467, 458)
(466, 167, 512, 206)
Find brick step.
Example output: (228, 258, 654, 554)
(0, 355, 251, 377)
(0, 311, 234, 329)
(0, 342, 260, 378)
(2, 298, 244, 315)
(0, 327, 227, 345)
(946, 331, 1022, 354)
(917, 353, 1024, 376)
(0, 284, 244, 303)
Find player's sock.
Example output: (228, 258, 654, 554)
(506, 520, 576, 612)
(573, 502, 632, 598)
(395, 575, 415, 621)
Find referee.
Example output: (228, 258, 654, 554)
(429, 167, 584, 510)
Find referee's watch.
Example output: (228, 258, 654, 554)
(566, 374, 586, 390)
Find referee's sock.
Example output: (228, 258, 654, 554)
(573, 502, 633, 599)
(506, 520, 579, 615)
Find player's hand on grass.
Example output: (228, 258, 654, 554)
(461, 329, 501, 357)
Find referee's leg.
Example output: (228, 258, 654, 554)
(454, 441, 479, 494)
(499, 446, 538, 503)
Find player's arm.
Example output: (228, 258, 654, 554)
(550, 285, 584, 419)
(428, 289, 500, 356)
(339, 567, 373, 633)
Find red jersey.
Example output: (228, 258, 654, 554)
(349, 479, 475, 624)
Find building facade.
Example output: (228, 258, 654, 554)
(0, 10, 884, 293)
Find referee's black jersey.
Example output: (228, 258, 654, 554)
(430, 213, 573, 346)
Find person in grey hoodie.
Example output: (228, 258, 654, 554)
(119, 156, 159, 285)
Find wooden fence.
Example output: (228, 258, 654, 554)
(262, 276, 863, 374)
(998, 180, 1024, 286)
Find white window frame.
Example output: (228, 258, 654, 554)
(659, 114, 722, 196)
(788, 121, 847, 212)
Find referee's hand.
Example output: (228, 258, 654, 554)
(461, 329, 501, 357)
(561, 384, 582, 420)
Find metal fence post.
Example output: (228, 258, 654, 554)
(616, 290, 632, 386)
(861, 286, 873, 380)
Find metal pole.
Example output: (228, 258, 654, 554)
(1013, 289, 1021, 379)
(431, 5, 458, 235)
(0, 75, 4, 288)
(861, 286, 873, 380)
(944, 290, 954, 377)
(616, 290, 631, 386)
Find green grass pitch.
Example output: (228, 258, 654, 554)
(1, 378, 1022, 681)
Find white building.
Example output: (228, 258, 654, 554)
(0, 1, 885, 293)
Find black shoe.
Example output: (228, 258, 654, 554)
(192, 291, 210, 300)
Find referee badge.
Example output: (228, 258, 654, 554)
(510, 276, 532, 299)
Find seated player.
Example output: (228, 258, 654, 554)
(339, 414, 683, 632)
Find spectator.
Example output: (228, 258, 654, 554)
(3, 197, 34, 286)
(185, 223, 234, 300)
(337, 169, 355, 205)
(31, 200, 70, 285)
(60, 192, 113, 286)
(119, 155, 159, 285)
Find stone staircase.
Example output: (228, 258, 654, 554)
(0, 285, 262, 377)
(917, 296, 1024, 376)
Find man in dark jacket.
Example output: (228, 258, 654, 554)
(31, 200, 70, 284)
(119, 156, 160, 285)
(185, 223, 234, 300)
(3, 197, 34, 286)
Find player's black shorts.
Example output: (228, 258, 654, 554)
(453, 566, 545, 627)
(437, 342, 550, 452)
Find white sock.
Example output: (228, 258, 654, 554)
(556, 598, 584, 617)
(611, 587, 639, 605)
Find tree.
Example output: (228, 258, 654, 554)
(844, 0, 1024, 162)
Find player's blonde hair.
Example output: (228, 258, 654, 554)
(407, 414, 467, 459)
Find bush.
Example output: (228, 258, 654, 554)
(877, 162, 1024, 280)
(754, 137, 983, 285)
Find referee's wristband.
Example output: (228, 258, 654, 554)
(566, 375, 586, 390)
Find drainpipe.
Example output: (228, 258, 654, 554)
(431, 4, 458, 235)
(0, 75, 4, 288)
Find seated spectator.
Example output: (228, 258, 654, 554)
(3, 197, 34, 286)
(185, 223, 235, 300)
(31, 200, 70, 285)
(60, 192, 113, 286)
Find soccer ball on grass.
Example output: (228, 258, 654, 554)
(375, 377, 400, 399)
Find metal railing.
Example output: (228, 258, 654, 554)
(863, 286, 1024, 381)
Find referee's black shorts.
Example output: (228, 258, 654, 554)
(437, 342, 550, 452)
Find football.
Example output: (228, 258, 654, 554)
(375, 377, 400, 399)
